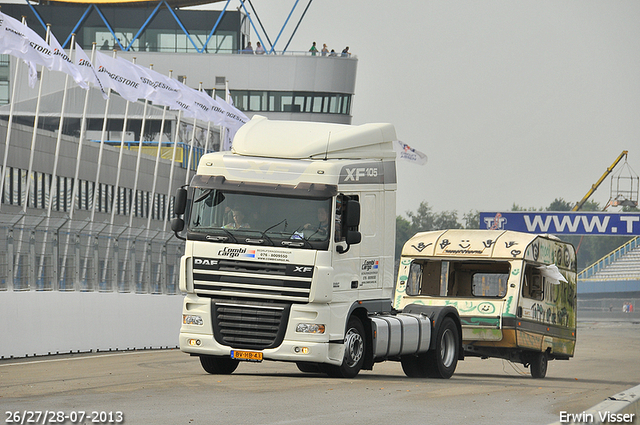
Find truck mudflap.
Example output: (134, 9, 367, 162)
(370, 313, 431, 359)
(401, 304, 464, 360)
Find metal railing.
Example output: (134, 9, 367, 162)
(0, 213, 182, 295)
(578, 236, 640, 281)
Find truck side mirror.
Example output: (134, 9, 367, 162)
(336, 199, 361, 254)
(345, 200, 360, 227)
(174, 187, 188, 216)
(172, 187, 188, 240)
(171, 217, 185, 233)
(346, 229, 361, 245)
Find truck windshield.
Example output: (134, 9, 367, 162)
(188, 187, 332, 247)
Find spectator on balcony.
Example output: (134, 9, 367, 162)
(321, 43, 329, 56)
(309, 41, 318, 56)
(242, 42, 254, 54)
(255, 42, 265, 55)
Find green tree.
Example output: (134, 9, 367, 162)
(546, 198, 573, 211)
(395, 215, 413, 259)
(406, 201, 434, 231)
(396, 201, 466, 260)
(511, 203, 540, 211)
(463, 210, 479, 229)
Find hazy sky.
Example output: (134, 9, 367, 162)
(216, 1, 640, 217)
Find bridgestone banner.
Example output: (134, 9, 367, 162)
(0, 10, 249, 139)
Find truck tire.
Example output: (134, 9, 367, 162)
(529, 352, 548, 379)
(325, 316, 365, 378)
(199, 355, 239, 375)
(400, 353, 429, 378)
(425, 317, 459, 379)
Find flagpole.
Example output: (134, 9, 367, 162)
(0, 23, 25, 211)
(47, 30, 74, 218)
(127, 57, 149, 230)
(85, 50, 116, 291)
(38, 30, 76, 290)
(70, 42, 96, 221)
(220, 80, 229, 152)
(164, 109, 182, 232)
(60, 41, 97, 291)
(146, 67, 169, 230)
(184, 78, 198, 185)
(90, 50, 116, 223)
(108, 53, 134, 290)
(203, 88, 214, 153)
(22, 24, 51, 212)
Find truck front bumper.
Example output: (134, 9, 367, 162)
(179, 331, 343, 365)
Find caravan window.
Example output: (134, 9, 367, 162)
(522, 264, 544, 301)
(405, 260, 510, 298)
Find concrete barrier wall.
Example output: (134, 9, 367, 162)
(0, 291, 183, 359)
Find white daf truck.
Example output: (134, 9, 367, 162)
(171, 116, 462, 378)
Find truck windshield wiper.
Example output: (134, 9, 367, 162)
(218, 227, 238, 243)
(254, 219, 287, 246)
(194, 189, 212, 203)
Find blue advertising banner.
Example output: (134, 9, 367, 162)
(480, 212, 640, 235)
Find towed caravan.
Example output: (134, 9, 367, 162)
(394, 229, 577, 378)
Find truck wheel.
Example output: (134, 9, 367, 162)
(425, 317, 459, 379)
(529, 352, 548, 379)
(325, 316, 365, 378)
(199, 355, 239, 375)
(296, 362, 321, 374)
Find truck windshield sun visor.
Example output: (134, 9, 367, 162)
(190, 174, 338, 198)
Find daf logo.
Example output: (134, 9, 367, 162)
(294, 266, 313, 273)
(194, 258, 218, 266)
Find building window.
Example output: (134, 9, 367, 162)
(231, 90, 352, 115)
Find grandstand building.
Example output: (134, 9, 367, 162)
(0, 0, 358, 358)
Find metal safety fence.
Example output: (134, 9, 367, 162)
(0, 213, 182, 294)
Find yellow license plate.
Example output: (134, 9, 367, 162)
(231, 350, 263, 362)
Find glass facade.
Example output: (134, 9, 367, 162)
(229, 90, 352, 116)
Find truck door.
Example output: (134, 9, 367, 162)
(332, 194, 362, 296)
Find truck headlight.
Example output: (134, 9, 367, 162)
(183, 314, 204, 326)
(296, 323, 325, 334)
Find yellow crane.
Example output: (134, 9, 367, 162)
(572, 150, 629, 211)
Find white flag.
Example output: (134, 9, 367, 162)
(0, 12, 29, 55)
(0, 12, 54, 70)
(49, 34, 88, 89)
(139, 66, 183, 108)
(24, 59, 37, 88)
(189, 88, 224, 123)
(74, 43, 107, 99)
(393, 140, 428, 165)
(218, 95, 248, 129)
(94, 50, 152, 102)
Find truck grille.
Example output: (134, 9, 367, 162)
(192, 258, 313, 304)
(211, 301, 291, 349)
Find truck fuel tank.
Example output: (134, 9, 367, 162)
(371, 313, 431, 359)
